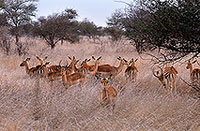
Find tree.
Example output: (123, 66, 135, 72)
(33, 9, 79, 48)
(79, 19, 101, 40)
(113, 0, 200, 63)
(0, 0, 38, 55)
(106, 9, 125, 41)
(0, 13, 8, 26)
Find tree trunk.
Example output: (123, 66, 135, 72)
(50, 39, 56, 49)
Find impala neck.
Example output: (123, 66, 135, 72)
(24, 62, 30, 74)
(74, 64, 79, 72)
(189, 63, 193, 73)
(131, 62, 135, 68)
(102, 87, 107, 99)
(69, 61, 75, 71)
(62, 71, 67, 85)
(43, 66, 49, 78)
(94, 60, 99, 72)
(40, 60, 44, 66)
(116, 60, 124, 73)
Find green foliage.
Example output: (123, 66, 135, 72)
(106, 9, 125, 41)
(0, 0, 38, 55)
(79, 19, 102, 39)
(113, 0, 200, 61)
(33, 9, 80, 48)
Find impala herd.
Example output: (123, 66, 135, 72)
(20, 56, 200, 113)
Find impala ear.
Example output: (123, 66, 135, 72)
(73, 56, 75, 60)
(95, 73, 102, 80)
(45, 62, 50, 66)
(129, 58, 133, 63)
(26, 58, 31, 61)
(57, 66, 61, 71)
(135, 58, 138, 62)
(124, 59, 128, 63)
(68, 56, 72, 60)
(108, 74, 112, 80)
(192, 60, 197, 64)
(76, 60, 79, 63)
(117, 57, 121, 60)
(87, 59, 91, 62)
(25, 57, 31, 61)
(36, 56, 40, 60)
(92, 56, 95, 60)
(44, 56, 48, 60)
(95, 74, 100, 80)
(97, 56, 102, 60)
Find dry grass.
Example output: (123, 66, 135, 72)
(0, 38, 199, 131)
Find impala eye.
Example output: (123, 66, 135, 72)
(39, 70, 43, 74)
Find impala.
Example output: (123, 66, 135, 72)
(36, 56, 61, 73)
(80, 56, 102, 75)
(186, 60, 200, 85)
(67, 56, 77, 74)
(36, 56, 48, 66)
(97, 56, 126, 78)
(124, 58, 139, 82)
(73, 59, 85, 73)
(20, 58, 41, 77)
(152, 66, 178, 92)
(58, 61, 86, 89)
(37, 60, 63, 87)
(95, 74, 118, 114)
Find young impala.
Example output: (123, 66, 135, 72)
(97, 56, 126, 78)
(20, 58, 41, 77)
(58, 61, 86, 89)
(124, 58, 139, 82)
(80, 56, 102, 75)
(152, 66, 178, 93)
(186, 60, 200, 85)
(95, 74, 118, 114)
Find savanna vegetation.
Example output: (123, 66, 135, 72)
(0, 0, 199, 130)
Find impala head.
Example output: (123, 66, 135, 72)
(117, 56, 126, 65)
(38, 62, 50, 76)
(92, 56, 102, 64)
(36, 56, 48, 65)
(124, 58, 138, 66)
(57, 60, 70, 75)
(68, 56, 76, 61)
(152, 66, 166, 87)
(80, 59, 91, 66)
(20, 58, 31, 66)
(186, 60, 196, 69)
(96, 74, 112, 87)
(92, 56, 102, 61)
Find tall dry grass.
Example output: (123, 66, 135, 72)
(0, 37, 199, 131)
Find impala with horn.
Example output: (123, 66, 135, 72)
(58, 60, 86, 89)
(95, 74, 118, 114)
(152, 66, 178, 92)
(96, 56, 126, 78)
(124, 58, 139, 82)
(20, 58, 41, 77)
(80, 56, 102, 75)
